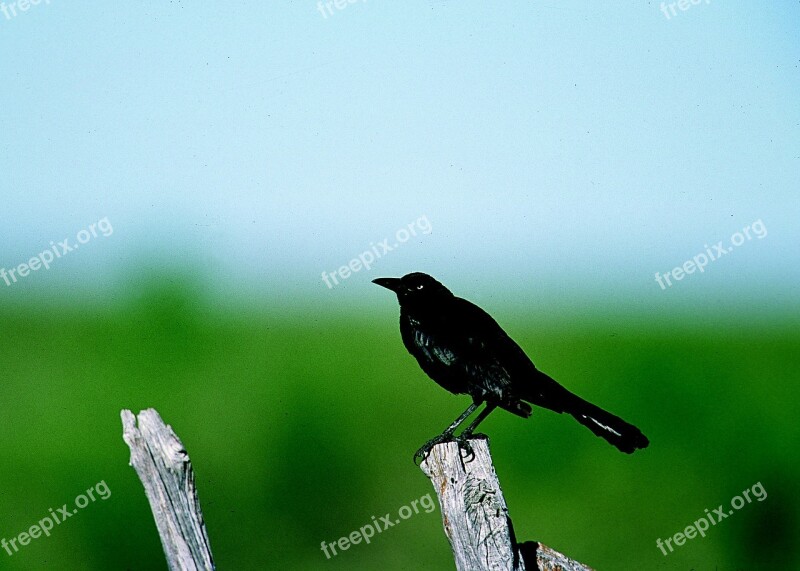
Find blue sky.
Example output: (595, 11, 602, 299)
(1, 1, 798, 307)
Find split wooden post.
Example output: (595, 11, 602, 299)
(121, 409, 215, 571)
(420, 436, 593, 571)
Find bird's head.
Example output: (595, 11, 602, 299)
(372, 272, 453, 304)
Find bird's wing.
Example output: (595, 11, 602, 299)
(449, 297, 564, 403)
(435, 298, 532, 398)
(403, 304, 509, 399)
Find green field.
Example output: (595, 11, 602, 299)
(0, 283, 797, 570)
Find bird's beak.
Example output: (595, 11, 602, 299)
(372, 277, 401, 291)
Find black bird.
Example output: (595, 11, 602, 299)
(373, 272, 649, 462)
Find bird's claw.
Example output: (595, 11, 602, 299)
(413, 432, 485, 465)
(454, 434, 475, 462)
(413, 433, 454, 465)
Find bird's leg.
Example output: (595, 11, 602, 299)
(413, 402, 479, 464)
(459, 403, 497, 439)
(442, 402, 480, 436)
(444, 403, 498, 462)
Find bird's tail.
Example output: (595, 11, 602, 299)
(563, 392, 649, 453)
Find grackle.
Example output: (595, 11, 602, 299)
(373, 272, 649, 463)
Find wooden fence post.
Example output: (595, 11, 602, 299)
(121, 408, 215, 571)
(420, 436, 593, 571)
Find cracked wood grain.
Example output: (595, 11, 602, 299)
(420, 436, 593, 571)
(122, 409, 215, 571)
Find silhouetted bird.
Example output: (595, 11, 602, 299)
(373, 272, 649, 462)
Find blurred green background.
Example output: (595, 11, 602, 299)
(0, 277, 796, 570)
(2, 2, 799, 569)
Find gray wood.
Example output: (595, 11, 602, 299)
(121, 409, 215, 571)
(420, 436, 593, 571)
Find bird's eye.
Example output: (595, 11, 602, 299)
(416, 284, 425, 290)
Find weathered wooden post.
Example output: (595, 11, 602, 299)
(121, 409, 215, 571)
(420, 436, 593, 571)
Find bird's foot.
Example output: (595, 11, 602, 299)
(413, 432, 488, 465)
(453, 433, 475, 462)
(454, 432, 491, 462)
(413, 432, 455, 465)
